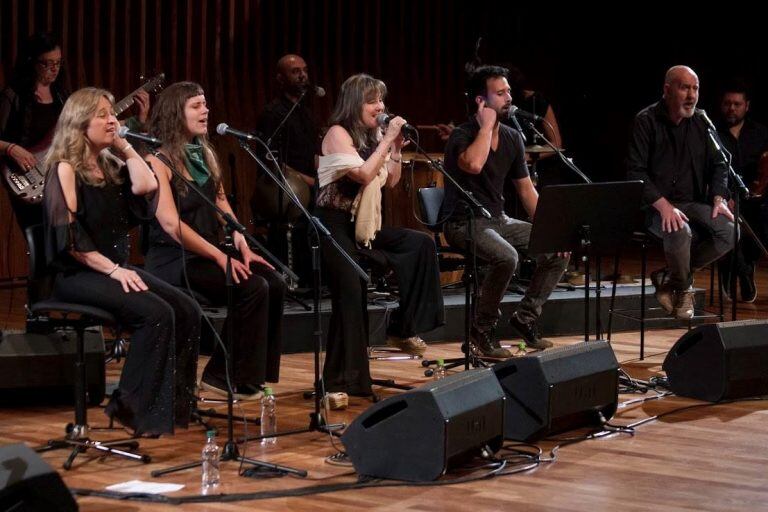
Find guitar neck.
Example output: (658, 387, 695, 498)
(113, 76, 162, 116)
(113, 86, 144, 116)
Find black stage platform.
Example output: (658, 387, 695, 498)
(266, 282, 714, 354)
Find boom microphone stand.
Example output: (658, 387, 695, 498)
(233, 137, 369, 443)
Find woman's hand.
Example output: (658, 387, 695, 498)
(383, 116, 407, 143)
(110, 267, 148, 293)
(215, 251, 252, 284)
(8, 145, 37, 171)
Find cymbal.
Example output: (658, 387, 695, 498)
(525, 144, 558, 154)
(402, 152, 444, 162)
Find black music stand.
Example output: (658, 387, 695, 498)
(529, 181, 643, 342)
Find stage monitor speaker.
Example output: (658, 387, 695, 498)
(0, 443, 78, 511)
(493, 340, 619, 441)
(0, 329, 105, 406)
(662, 319, 768, 402)
(341, 368, 505, 482)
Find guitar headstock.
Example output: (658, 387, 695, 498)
(139, 72, 166, 94)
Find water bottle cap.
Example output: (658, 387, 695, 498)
(263, 386, 273, 396)
(206, 430, 215, 439)
(437, 358, 445, 365)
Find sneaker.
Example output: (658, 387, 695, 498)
(650, 268, 674, 313)
(672, 288, 695, 320)
(200, 373, 264, 401)
(386, 335, 427, 357)
(740, 264, 757, 303)
(470, 327, 512, 358)
(322, 392, 349, 411)
(509, 312, 553, 350)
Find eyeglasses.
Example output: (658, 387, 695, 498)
(37, 59, 63, 70)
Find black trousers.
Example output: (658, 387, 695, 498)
(185, 258, 285, 385)
(51, 266, 200, 436)
(317, 207, 444, 395)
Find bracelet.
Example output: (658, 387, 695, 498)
(106, 263, 120, 276)
(5, 143, 16, 156)
(119, 143, 133, 153)
(390, 155, 402, 163)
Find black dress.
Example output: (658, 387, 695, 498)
(44, 163, 200, 436)
(315, 146, 445, 395)
(144, 163, 284, 387)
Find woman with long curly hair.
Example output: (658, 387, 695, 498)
(44, 87, 200, 437)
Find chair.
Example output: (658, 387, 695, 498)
(417, 186, 466, 283)
(25, 224, 150, 470)
(606, 230, 724, 360)
(416, 186, 485, 373)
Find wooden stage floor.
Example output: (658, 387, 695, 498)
(2, 262, 768, 511)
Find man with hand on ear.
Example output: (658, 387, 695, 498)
(441, 65, 568, 357)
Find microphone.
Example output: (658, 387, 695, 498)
(312, 85, 326, 98)
(376, 113, 418, 139)
(696, 109, 718, 132)
(506, 108, 528, 143)
(508, 105, 543, 122)
(117, 126, 162, 147)
(216, 123, 258, 142)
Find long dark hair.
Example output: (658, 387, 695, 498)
(9, 32, 68, 100)
(148, 81, 221, 195)
(328, 73, 386, 151)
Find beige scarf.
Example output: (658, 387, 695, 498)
(317, 153, 388, 247)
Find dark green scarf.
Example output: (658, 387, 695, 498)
(183, 139, 210, 186)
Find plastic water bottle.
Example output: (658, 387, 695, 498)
(434, 358, 446, 380)
(260, 387, 277, 445)
(201, 430, 220, 491)
(513, 342, 528, 357)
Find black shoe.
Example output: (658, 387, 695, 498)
(470, 327, 512, 358)
(740, 264, 757, 303)
(509, 312, 553, 350)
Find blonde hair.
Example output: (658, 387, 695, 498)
(45, 87, 123, 186)
(329, 73, 386, 150)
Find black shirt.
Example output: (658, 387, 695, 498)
(44, 164, 156, 272)
(255, 96, 319, 178)
(717, 118, 768, 184)
(442, 118, 528, 219)
(627, 101, 729, 206)
(145, 169, 220, 286)
(0, 86, 66, 148)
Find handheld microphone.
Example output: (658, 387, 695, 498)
(508, 105, 543, 122)
(376, 113, 418, 139)
(117, 126, 162, 147)
(216, 123, 258, 142)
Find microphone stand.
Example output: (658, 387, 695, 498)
(235, 137, 369, 443)
(405, 133, 491, 372)
(705, 127, 752, 321)
(264, 88, 314, 299)
(151, 155, 305, 479)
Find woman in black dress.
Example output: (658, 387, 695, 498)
(43, 87, 200, 437)
(144, 82, 284, 400)
(316, 73, 444, 402)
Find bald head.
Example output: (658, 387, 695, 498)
(664, 65, 698, 86)
(276, 54, 309, 100)
(663, 65, 699, 124)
